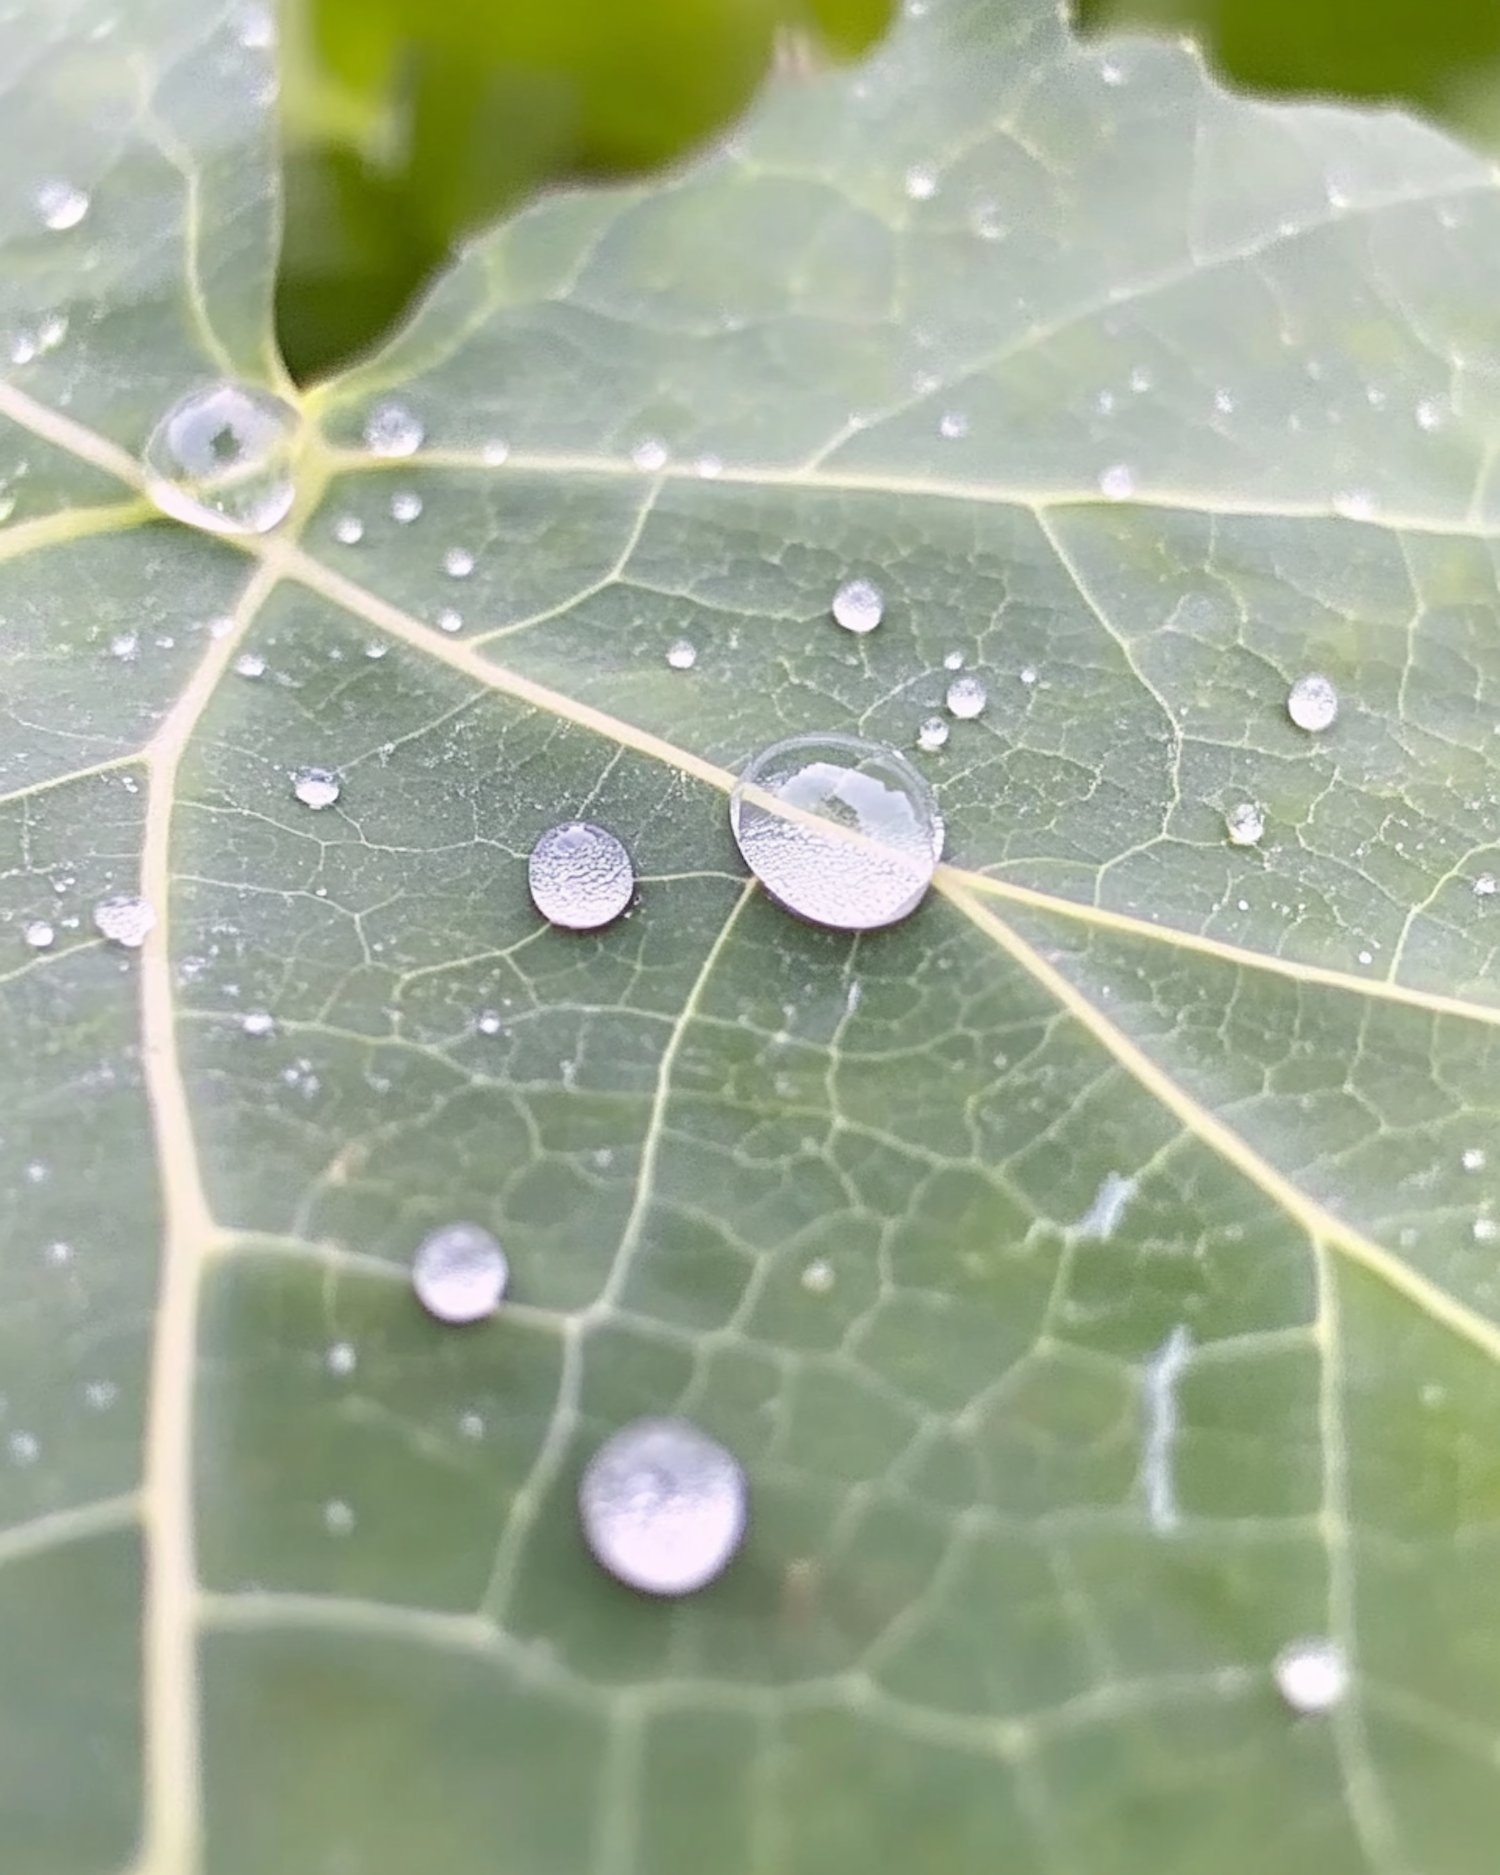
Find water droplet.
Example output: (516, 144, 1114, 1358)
(666, 639, 697, 670)
(831, 577, 883, 634)
(411, 1221, 508, 1324)
(235, 3, 275, 49)
(1019, 665, 1038, 687)
(904, 164, 938, 201)
(528, 822, 635, 931)
(1099, 463, 1136, 501)
(459, 1411, 485, 1439)
(1273, 1637, 1349, 1714)
(1333, 489, 1377, 522)
(938, 410, 969, 440)
(292, 766, 341, 810)
(945, 674, 987, 719)
(143, 383, 299, 535)
(1214, 387, 1237, 415)
(437, 608, 463, 633)
(579, 1417, 748, 1597)
(363, 400, 423, 458)
(1474, 873, 1498, 898)
(93, 894, 155, 948)
(323, 1499, 355, 1536)
(35, 179, 89, 230)
(730, 733, 943, 932)
(1100, 53, 1125, 84)
(477, 1009, 503, 1035)
(1287, 673, 1338, 732)
(84, 1379, 118, 1411)
(1415, 396, 1448, 432)
(22, 920, 54, 949)
(326, 1341, 356, 1377)
(631, 438, 668, 472)
(695, 453, 723, 478)
(481, 439, 510, 466)
(241, 1009, 275, 1037)
(331, 514, 363, 545)
(233, 651, 266, 678)
(110, 631, 139, 661)
(916, 716, 949, 753)
(8, 1431, 39, 1466)
(801, 1259, 835, 1294)
(1474, 1217, 1498, 1243)
(942, 650, 964, 671)
(1463, 1148, 1486, 1172)
(970, 198, 1006, 240)
(390, 489, 422, 523)
(1225, 801, 1265, 846)
(443, 546, 475, 579)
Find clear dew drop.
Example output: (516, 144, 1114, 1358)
(1225, 801, 1265, 846)
(1416, 396, 1447, 432)
(233, 651, 266, 678)
(579, 1416, 748, 1597)
(945, 674, 987, 719)
(326, 1341, 356, 1376)
(443, 546, 475, 578)
(831, 577, 883, 634)
(1474, 1217, 1498, 1243)
(411, 1221, 509, 1324)
(143, 383, 299, 535)
(292, 766, 341, 810)
(363, 400, 423, 458)
(35, 179, 90, 230)
(666, 638, 697, 670)
(938, 410, 969, 440)
(916, 716, 950, 753)
(1287, 673, 1338, 732)
(631, 437, 668, 472)
(331, 513, 364, 545)
(528, 822, 636, 931)
(22, 920, 55, 949)
(1099, 463, 1136, 501)
(729, 732, 943, 933)
(92, 894, 156, 948)
(437, 608, 463, 633)
(323, 1499, 356, 1536)
(481, 439, 510, 465)
(942, 650, 964, 671)
(904, 164, 937, 201)
(8, 1431, 39, 1466)
(1273, 1637, 1350, 1715)
(390, 489, 422, 523)
(801, 1259, 835, 1294)
(1463, 1148, 1486, 1172)
(241, 1008, 275, 1037)
(1475, 873, 1498, 898)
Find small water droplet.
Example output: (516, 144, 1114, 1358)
(970, 197, 1006, 240)
(1225, 801, 1265, 846)
(35, 179, 90, 230)
(904, 164, 938, 201)
(292, 766, 341, 810)
(1474, 1217, 1498, 1243)
(331, 513, 364, 545)
(323, 1498, 355, 1536)
(459, 1411, 485, 1439)
(411, 1221, 508, 1324)
(695, 453, 723, 479)
(831, 577, 883, 634)
(84, 1379, 118, 1411)
(916, 716, 949, 753)
(945, 674, 987, 719)
(241, 1008, 275, 1037)
(93, 894, 155, 948)
(144, 383, 299, 535)
(666, 639, 697, 670)
(528, 822, 636, 930)
(1214, 387, 1237, 415)
(631, 438, 668, 472)
(579, 1417, 748, 1597)
(801, 1259, 835, 1294)
(8, 1431, 39, 1466)
(1019, 665, 1038, 686)
(326, 1341, 356, 1377)
(390, 489, 422, 523)
(1474, 873, 1498, 898)
(109, 631, 139, 661)
(1287, 673, 1338, 732)
(481, 439, 510, 465)
(1100, 53, 1125, 84)
(1274, 1637, 1349, 1714)
(938, 410, 969, 439)
(235, 2, 275, 48)
(437, 608, 463, 633)
(363, 401, 423, 458)
(1333, 489, 1377, 522)
(730, 733, 943, 932)
(1415, 396, 1447, 432)
(1463, 1148, 1486, 1172)
(233, 651, 266, 678)
(443, 546, 474, 579)
(477, 1009, 503, 1035)
(1099, 463, 1136, 501)
(22, 920, 54, 949)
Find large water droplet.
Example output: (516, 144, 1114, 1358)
(144, 384, 299, 535)
(1287, 673, 1338, 732)
(93, 894, 156, 948)
(292, 766, 341, 810)
(1273, 1637, 1349, 1714)
(35, 179, 89, 230)
(579, 1416, 747, 1597)
(528, 822, 635, 931)
(730, 733, 943, 932)
(945, 674, 987, 719)
(363, 401, 423, 457)
(411, 1222, 508, 1324)
(831, 577, 883, 634)
(1224, 801, 1265, 846)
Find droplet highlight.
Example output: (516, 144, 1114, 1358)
(831, 578, 883, 634)
(1287, 673, 1338, 732)
(528, 822, 636, 931)
(93, 894, 156, 948)
(35, 180, 90, 230)
(292, 767, 341, 810)
(1273, 1637, 1349, 1714)
(143, 383, 299, 535)
(916, 716, 949, 753)
(363, 400, 423, 458)
(730, 732, 943, 932)
(411, 1222, 508, 1325)
(579, 1416, 748, 1597)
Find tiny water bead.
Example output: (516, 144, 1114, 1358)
(1287, 673, 1338, 733)
(93, 894, 156, 948)
(945, 674, 987, 720)
(831, 577, 883, 634)
(331, 514, 364, 545)
(631, 438, 668, 473)
(143, 383, 299, 535)
(579, 1417, 748, 1597)
(1273, 1637, 1350, 1715)
(916, 716, 949, 753)
(292, 766, 341, 810)
(411, 1222, 508, 1325)
(35, 179, 90, 230)
(528, 822, 635, 931)
(241, 1009, 275, 1037)
(390, 489, 422, 523)
(22, 920, 55, 949)
(730, 733, 943, 933)
(1099, 463, 1136, 500)
(363, 400, 424, 458)
(1224, 801, 1265, 846)
(666, 639, 697, 670)
(443, 546, 475, 578)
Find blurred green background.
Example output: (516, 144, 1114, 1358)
(279, 0, 1500, 381)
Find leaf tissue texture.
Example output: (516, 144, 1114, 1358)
(4, 1, 1500, 1872)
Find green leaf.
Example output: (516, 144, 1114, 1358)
(6, 1, 1500, 1871)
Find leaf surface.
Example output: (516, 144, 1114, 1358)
(5, 2, 1500, 1872)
